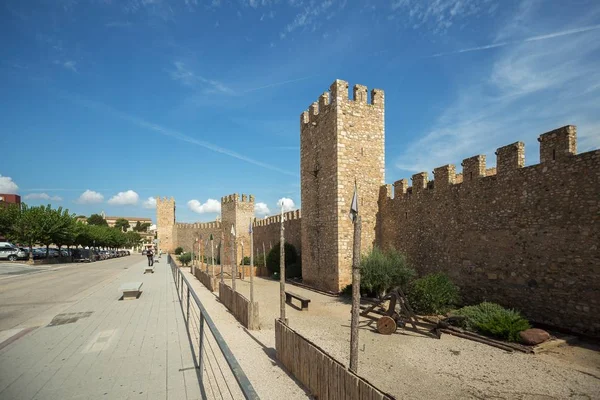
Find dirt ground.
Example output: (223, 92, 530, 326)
(221, 274, 600, 400)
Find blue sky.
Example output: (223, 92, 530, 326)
(1, 0, 599, 223)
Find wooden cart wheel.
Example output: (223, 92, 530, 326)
(377, 316, 397, 335)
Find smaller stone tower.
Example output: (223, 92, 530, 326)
(156, 196, 176, 253)
(221, 194, 255, 264)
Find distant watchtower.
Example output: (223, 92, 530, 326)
(300, 79, 385, 292)
(221, 193, 255, 264)
(156, 197, 175, 253)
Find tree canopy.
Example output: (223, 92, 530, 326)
(114, 218, 130, 232)
(0, 203, 143, 259)
(87, 214, 108, 226)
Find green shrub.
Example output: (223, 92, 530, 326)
(453, 302, 531, 342)
(178, 252, 191, 266)
(174, 246, 184, 255)
(241, 256, 251, 265)
(407, 273, 460, 315)
(360, 247, 415, 298)
(266, 242, 301, 278)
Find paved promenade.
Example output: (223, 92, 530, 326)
(0, 256, 202, 400)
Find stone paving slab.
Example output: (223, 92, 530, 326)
(0, 257, 202, 400)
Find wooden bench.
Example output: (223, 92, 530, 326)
(285, 291, 311, 310)
(120, 282, 143, 300)
(144, 266, 155, 274)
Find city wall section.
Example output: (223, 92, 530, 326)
(377, 126, 600, 335)
(252, 210, 302, 259)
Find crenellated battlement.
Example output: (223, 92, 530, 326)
(175, 221, 222, 230)
(300, 79, 385, 126)
(221, 193, 255, 204)
(253, 209, 301, 227)
(385, 125, 585, 201)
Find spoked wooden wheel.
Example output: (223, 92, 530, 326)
(376, 316, 397, 335)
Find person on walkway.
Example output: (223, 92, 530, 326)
(147, 248, 154, 267)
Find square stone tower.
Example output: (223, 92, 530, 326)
(301, 79, 385, 292)
(220, 193, 255, 264)
(156, 196, 175, 253)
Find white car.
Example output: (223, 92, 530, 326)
(0, 242, 29, 261)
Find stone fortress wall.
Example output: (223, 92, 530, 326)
(377, 125, 600, 335)
(157, 79, 600, 336)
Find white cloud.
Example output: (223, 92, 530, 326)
(0, 175, 19, 194)
(188, 199, 221, 214)
(76, 190, 104, 204)
(142, 197, 157, 209)
(254, 202, 270, 217)
(107, 190, 139, 206)
(277, 197, 295, 212)
(23, 193, 62, 201)
(394, 4, 600, 177)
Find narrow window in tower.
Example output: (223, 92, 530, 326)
(552, 149, 556, 161)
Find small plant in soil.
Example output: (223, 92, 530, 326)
(452, 302, 531, 342)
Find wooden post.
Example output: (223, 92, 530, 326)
(220, 232, 224, 284)
(279, 206, 287, 324)
(191, 240, 195, 275)
(250, 218, 255, 312)
(241, 241, 244, 280)
(211, 237, 215, 278)
(231, 224, 236, 292)
(262, 242, 266, 274)
(349, 215, 362, 373)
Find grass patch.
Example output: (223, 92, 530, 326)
(453, 302, 530, 342)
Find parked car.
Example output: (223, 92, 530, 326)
(72, 249, 100, 262)
(0, 242, 29, 261)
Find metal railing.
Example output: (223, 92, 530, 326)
(169, 254, 259, 400)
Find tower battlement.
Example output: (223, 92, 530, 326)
(300, 80, 385, 126)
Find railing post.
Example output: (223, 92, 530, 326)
(199, 312, 205, 380)
(186, 286, 191, 324)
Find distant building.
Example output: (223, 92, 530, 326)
(0, 194, 21, 206)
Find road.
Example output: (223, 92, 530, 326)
(0, 257, 131, 332)
(0, 255, 203, 400)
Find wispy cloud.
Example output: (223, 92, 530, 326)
(395, 7, 600, 177)
(23, 193, 63, 201)
(54, 60, 78, 73)
(105, 21, 132, 28)
(241, 75, 318, 93)
(280, 0, 338, 39)
(61, 91, 299, 177)
(390, 0, 496, 34)
(431, 24, 600, 57)
(170, 61, 233, 94)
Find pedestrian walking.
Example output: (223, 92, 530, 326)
(147, 248, 154, 266)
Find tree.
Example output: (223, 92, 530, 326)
(48, 206, 76, 256)
(266, 242, 301, 278)
(114, 218, 130, 232)
(87, 214, 108, 226)
(0, 203, 20, 239)
(9, 204, 44, 261)
(133, 221, 151, 232)
(125, 231, 141, 248)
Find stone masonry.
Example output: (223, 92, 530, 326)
(157, 80, 600, 336)
(300, 79, 385, 292)
(377, 125, 600, 335)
